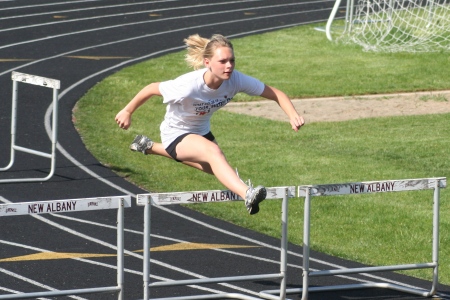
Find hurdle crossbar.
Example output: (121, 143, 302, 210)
(0, 195, 131, 300)
(0, 72, 60, 183)
(137, 186, 295, 300)
(285, 177, 445, 300)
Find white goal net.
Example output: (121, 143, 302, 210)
(328, 0, 450, 52)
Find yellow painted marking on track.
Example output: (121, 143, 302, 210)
(140, 242, 258, 252)
(0, 252, 116, 262)
(149, 13, 162, 17)
(0, 243, 257, 262)
(65, 56, 132, 60)
(53, 16, 67, 19)
(0, 59, 33, 62)
(244, 12, 256, 15)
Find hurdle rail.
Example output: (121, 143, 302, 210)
(262, 177, 446, 300)
(137, 186, 295, 300)
(0, 72, 60, 183)
(0, 195, 131, 299)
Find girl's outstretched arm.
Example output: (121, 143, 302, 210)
(260, 84, 305, 132)
(115, 82, 161, 130)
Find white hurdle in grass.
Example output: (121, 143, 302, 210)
(137, 186, 295, 300)
(0, 72, 60, 183)
(262, 177, 447, 300)
(0, 195, 131, 300)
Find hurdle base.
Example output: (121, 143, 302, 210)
(260, 282, 435, 299)
(0, 286, 121, 300)
(150, 273, 283, 288)
(148, 292, 265, 300)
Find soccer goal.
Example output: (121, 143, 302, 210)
(325, 0, 450, 52)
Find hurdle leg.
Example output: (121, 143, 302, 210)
(279, 188, 289, 299)
(301, 188, 311, 300)
(430, 179, 441, 296)
(143, 196, 151, 300)
(0, 80, 17, 171)
(117, 197, 125, 300)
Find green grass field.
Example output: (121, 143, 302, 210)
(73, 24, 450, 284)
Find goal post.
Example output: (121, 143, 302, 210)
(325, 0, 450, 52)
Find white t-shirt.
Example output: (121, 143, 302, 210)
(158, 68, 265, 148)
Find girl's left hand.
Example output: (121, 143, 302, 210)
(290, 115, 305, 132)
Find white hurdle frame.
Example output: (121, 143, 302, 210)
(0, 195, 131, 299)
(0, 72, 60, 183)
(290, 177, 446, 300)
(137, 186, 295, 300)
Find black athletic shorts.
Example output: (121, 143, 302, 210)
(165, 131, 216, 162)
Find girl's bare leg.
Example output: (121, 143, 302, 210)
(146, 142, 214, 174)
(173, 134, 249, 199)
(132, 134, 265, 214)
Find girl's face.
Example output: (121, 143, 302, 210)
(204, 46, 235, 81)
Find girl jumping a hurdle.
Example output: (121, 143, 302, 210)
(115, 33, 305, 215)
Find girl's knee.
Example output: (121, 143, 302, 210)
(206, 142, 225, 157)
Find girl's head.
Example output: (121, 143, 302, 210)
(184, 34, 234, 70)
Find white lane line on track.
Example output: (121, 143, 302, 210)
(0, 1, 331, 73)
(0, 238, 226, 296)
(0, 287, 45, 300)
(0, 0, 263, 33)
(0, 15, 327, 78)
(51, 213, 304, 269)
(0, 239, 225, 297)
(0, 0, 184, 20)
(0, 268, 87, 300)
(0, 237, 88, 300)
(0, 0, 102, 11)
(0, 267, 73, 300)
(0, 2, 331, 48)
(0, 268, 82, 300)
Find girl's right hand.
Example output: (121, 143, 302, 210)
(115, 109, 132, 130)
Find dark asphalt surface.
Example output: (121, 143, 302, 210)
(1, 1, 449, 299)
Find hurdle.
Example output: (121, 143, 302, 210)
(0, 72, 60, 183)
(137, 186, 295, 300)
(0, 195, 131, 299)
(262, 177, 446, 300)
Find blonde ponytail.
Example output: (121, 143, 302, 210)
(184, 34, 233, 70)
